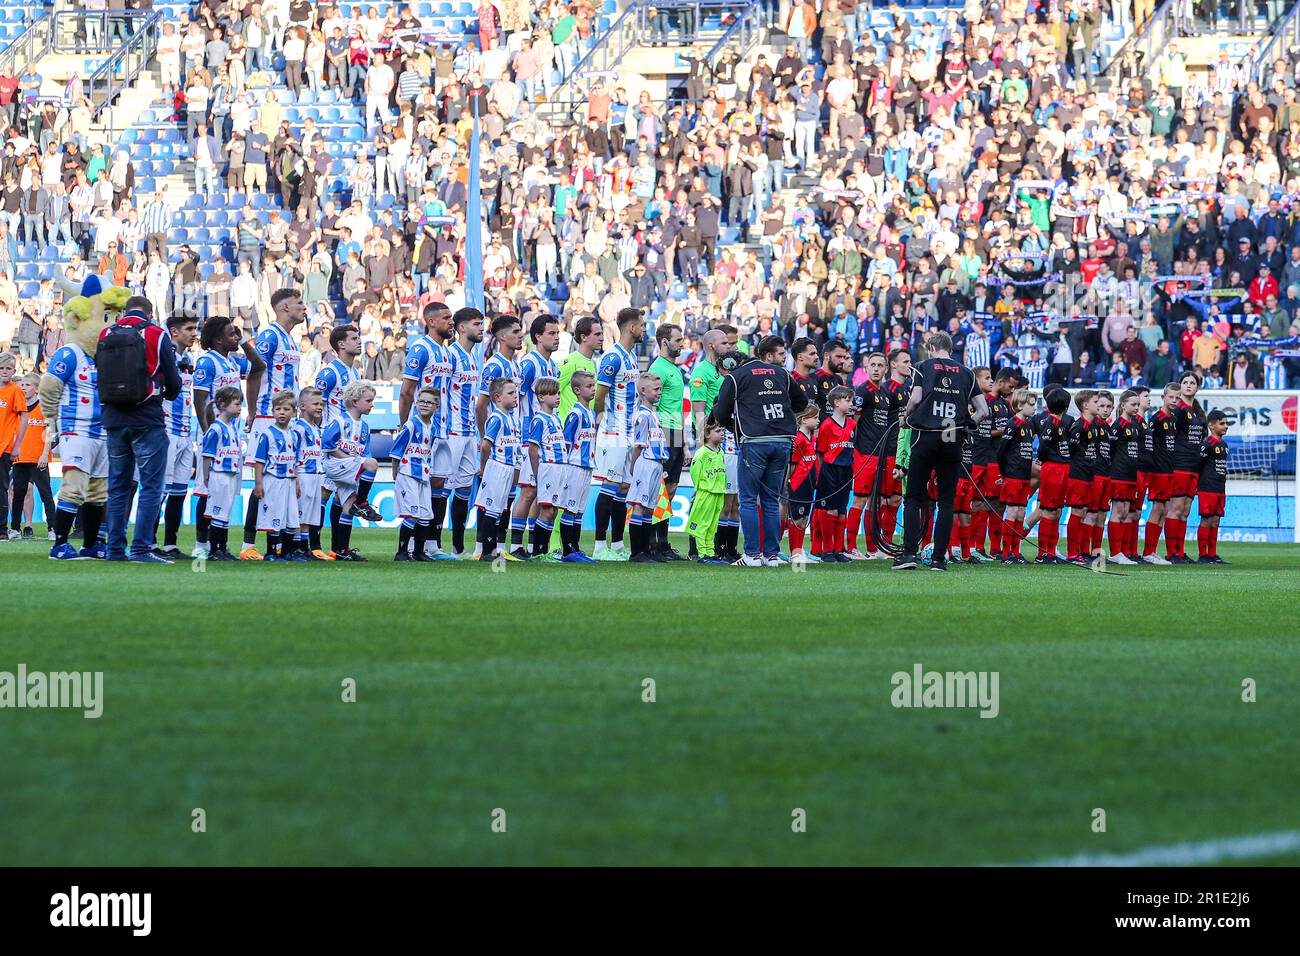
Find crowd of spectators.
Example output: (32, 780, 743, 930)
(0, 0, 1299, 397)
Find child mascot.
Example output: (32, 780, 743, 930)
(39, 274, 132, 559)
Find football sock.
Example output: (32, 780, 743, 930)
(988, 512, 1004, 554)
(533, 518, 553, 554)
(1165, 517, 1185, 558)
(266, 533, 277, 555)
(846, 505, 863, 551)
(451, 490, 470, 553)
(496, 499, 512, 544)
(610, 492, 627, 546)
(1197, 525, 1211, 558)
(510, 516, 526, 548)
(810, 512, 824, 553)
(81, 502, 103, 547)
(242, 493, 260, 548)
(1038, 517, 1058, 557)
(1003, 520, 1022, 558)
(1210, 525, 1219, 557)
(430, 488, 448, 549)
(308, 524, 322, 551)
(1108, 520, 1123, 556)
(398, 518, 414, 554)
(52, 502, 76, 546)
(477, 509, 498, 556)
(655, 519, 669, 550)
(1143, 519, 1163, 556)
(971, 510, 988, 552)
(594, 488, 613, 548)
(195, 495, 211, 545)
(413, 519, 429, 556)
(356, 470, 375, 507)
(1066, 514, 1083, 557)
(789, 521, 805, 553)
(164, 491, 186, 547)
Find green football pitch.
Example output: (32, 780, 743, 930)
(3, 531, 1298, 866)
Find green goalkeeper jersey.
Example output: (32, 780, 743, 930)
(690, 445, 728, 495)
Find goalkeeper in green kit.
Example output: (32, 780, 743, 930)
(687, 422, 728, 564)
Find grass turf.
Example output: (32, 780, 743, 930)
(2, 529, 1298, 866)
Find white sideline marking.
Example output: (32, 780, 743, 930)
(1009, 831, 1300, 866)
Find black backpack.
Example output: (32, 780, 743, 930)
(96, 321, 152, 407)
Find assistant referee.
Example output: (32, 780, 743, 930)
(648, 322, 686, 560)
(895, 332, 988, 572)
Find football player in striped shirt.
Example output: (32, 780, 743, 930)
(316, 323, 381, 524)
(476, 315, 524, 555)
(191, 315, 264, 555)
(627, 373, 669, 563)
(514, 316, 561, 559)
(398, 301, 455, 558)
(475, 377, 522, 561)
(1196, 410, 1230, 564)
(158, 315, 198, 559)
(252, 390, 303, 561)
(445, 307, 485, 557)
(243, 288, 306, 559)
(390, 386, 439, 563)
(43, 326, 108, 560)
(525, 377, 565, 559)
(293, 386, 328, 560)
(557, 370, 597, 562)
(322, 380, 379, 562)
(199, 387, 245, 561)
(316, 324, 363, 427)
(592, 307, 645, 560)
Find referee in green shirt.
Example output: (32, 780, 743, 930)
(647, 322, 686, 559)
(558, 316, 602, 420)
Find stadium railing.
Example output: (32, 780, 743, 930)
(0, 12, 51, 76)
(1099, 0, 1183, 91)
(1256, 1, 1300, 88)
(81, 10, 163, 126)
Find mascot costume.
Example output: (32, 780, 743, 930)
(39, 275, 132, 559)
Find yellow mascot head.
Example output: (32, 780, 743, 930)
(62, 275, 132, 357)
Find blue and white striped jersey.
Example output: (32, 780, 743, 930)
(292, 417, 323, 475)
(963, 334, 990, 371)
(254, 425, 299, 478)
(316, 358, 360, 427)
(192, 349, 249, 396)
(446, 341, 480, 437)
(46, 343, 102, 439)
(563, 403, 597, 469)
(479, 351, 522, 428)
(390, 415, 437, 480)
(1264, 354, 1287, 390)
(1022, 358, 1047, 390)
(201, 418, 244, 473)
(596, 344, 639, 436)
(527, 410, 566, 465)
(166, 358, 194, 437)
(402, 333, 452, 437)
(483, 407, 521, 466)
(518, 350, 559, 433)
(254, 323, 302, 417)
(322, 414, 371, 459)
(631, 404, 668, 462)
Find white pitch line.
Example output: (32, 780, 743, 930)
(1007, 831, 1300, 867)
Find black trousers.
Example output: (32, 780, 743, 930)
(0, 453, 10, 532)
(902, 432, 961, 558)
(10, 461, 55, 531)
